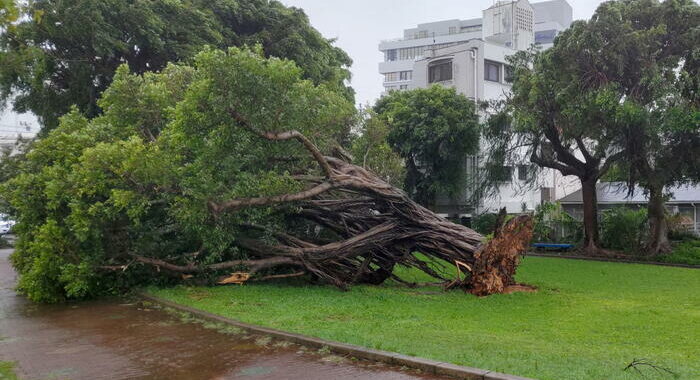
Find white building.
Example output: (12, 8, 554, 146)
(378, 0, 578, 217)
(0, 108, 38, 151)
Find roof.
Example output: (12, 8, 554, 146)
(557, 182, 700, 205)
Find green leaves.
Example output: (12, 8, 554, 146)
(375, 86, 480, 206)
(0, 0, 353, 132)
(4, 47, 355, 302)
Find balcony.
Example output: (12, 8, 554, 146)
(380, 27, 482, 44)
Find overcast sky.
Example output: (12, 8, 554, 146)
(279, 0, 609, 106)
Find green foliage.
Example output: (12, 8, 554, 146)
(532, 202, 583, 244)
(0, 0, 353, 131)
(600, 207, 648, 253)
(2, 47, 354, 302)
(484, 0, 700, 250)
(0, 361, 19, 380)
(150, 257, 700, 380)
(374, 86, 480, 206)
(471, 213, 498, 235)
(0, 0, 18, 26)
(660, 240, 700, 265)
(350, 108, 405, 187)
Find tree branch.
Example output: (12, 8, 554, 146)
(209, 181, 345, 214)
(228, 108, 334, 178)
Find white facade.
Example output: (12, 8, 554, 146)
(378, 0, 577, 216)
(0, 109, 39, 150)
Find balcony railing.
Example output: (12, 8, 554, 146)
(380, 28, 482, 44)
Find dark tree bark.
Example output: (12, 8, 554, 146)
(581, 176, 602, 255)
(647, 185, 672, 255)
(529, 134, 621, 256)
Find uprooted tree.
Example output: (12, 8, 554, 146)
(2, 47, 533, 303)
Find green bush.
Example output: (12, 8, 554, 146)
(472, 213, 499, 235)
(532, 202, 582, 244)
(660, 240, 700, 265)
(600, 207, 648, 253)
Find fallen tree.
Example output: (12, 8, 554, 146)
(186, 110, 533, 294)
(6, 47, 533, 302)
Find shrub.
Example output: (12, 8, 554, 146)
(532, 202, 582, 244)
(472, 213, 499, 235)
(659, 240, 700, 265)
(600, 207, 648, 253)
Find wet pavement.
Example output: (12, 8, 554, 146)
(0, 248, 445, 380)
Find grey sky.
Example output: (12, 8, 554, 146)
(279, 0, 608, 106)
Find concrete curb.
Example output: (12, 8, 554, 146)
(526, 253, 699, 269)
(140, 293, 535, 380)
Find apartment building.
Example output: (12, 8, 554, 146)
(378, 0, 577, 217)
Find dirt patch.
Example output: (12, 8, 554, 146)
(502, 284, 538, 294)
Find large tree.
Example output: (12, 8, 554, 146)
(584, 0, 700, 254)
(374, 86, 481, 207)
(483, 48, 626, 255)
(0, 0, 353, 131)
(3, 47, 532, 303)
(485, 0, 699, 256)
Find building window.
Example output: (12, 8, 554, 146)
(399, 46, 425, 60)
(448, 26, 457, 34)
(385, 85, 398, 92)
(485, 60, 500, 82)
(535, 29, 557, 45)
(505, 65, 515, 83)
(496, 166, 513, 183)
(384, 72, 399, 82)
(517, 165, 531, 181)
(429, 59, 453, 83)
(385, 49, 397, 62)
(400, 85, 408, 90)
(461, 25, 482, 33)
(399, 71, 412, 81)
(417, 30, 428, 38)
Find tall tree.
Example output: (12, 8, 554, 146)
(586, 0, 700, 254)
(485, 0, 700, 255)
(0, 0, 352, 131)
(374, 86, 481, 207)
(483, 47, 626, 255)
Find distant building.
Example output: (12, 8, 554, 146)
(0, 109, 39, 150)
(558, 182, 700, 236)
(377, 0, 578, 217)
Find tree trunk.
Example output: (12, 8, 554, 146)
(463, 213, 535, 296)
(647, 185, 672, 255)
(580, 177, 602, 255)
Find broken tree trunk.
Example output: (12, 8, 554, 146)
(134, 110, 534, 296)
(463, 213, 535, 296)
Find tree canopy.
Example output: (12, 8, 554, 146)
(374, 86, 480, 206)
(3, 47, 354, 302)
(350, 108, 405, 188)
(483, 0, 699, 254)
(0, 0, 353, 131)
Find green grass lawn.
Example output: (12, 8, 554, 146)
(148, 257, 700, 380)
(0, 362, 19, 380)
